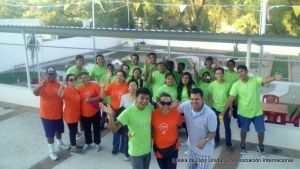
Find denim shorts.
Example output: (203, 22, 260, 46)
(239, 114, 265, 132)
(41, 118, 64, 138)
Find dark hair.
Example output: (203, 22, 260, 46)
(204, 56, 213, 66)
(116, 70, 127, 78)
(80, 72, 89, 78)
(148, 52, 157, 58)
(107, 63, 114, 70)
(177, 72, 197, 101)
(159, 92, 172, 102)
(121, 64, 130, 71)
(95, 54, 104, 60)
(227, 59, 235, 66)
(66, 74, 76, 81)
(202, 71, 210, 78)
(127, 79, 138, 87)
(131, 54, 139, 61)
(165, 72, 175, 80)
(190, 88, 203, 97)
(136, 87, 151, 97)
(75, 55, 84, 61)
(237, 65, 248, 71)
(178, 62, 186, 68)
(214, 67, 224, 74)
(132, 68, 142, 78)
(167, 60, 175, 72)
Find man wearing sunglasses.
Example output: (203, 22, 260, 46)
(178, 88, 217, 169)
(33, 67, 70, 160)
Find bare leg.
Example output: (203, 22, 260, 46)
(55, 131, 62, 140)
(240, 130, 247, 144)
(258, 132, 264, 145)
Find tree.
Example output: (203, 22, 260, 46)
(26, 34, 40, 81)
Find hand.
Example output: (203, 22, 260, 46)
(75, 69, 82, 76)
(144, 58, 149, 66)
(99, 103, 113, 115)
(107, 70, 112, 78)
(121, 56, 129, 62)
(127, 132, 132, 139)
(161, 55, 166, 60)
(197, 138, 207, 149)
(228, 110, 233, 118)
(85, 98, 91, 103)
(219, 112, 225, 118)
(41, 79, 47, 87)
(99, 79, 106, 88)
(171, 100, 181, 108)
(191, 62, 197, 69)
(274, 72, 282, 81)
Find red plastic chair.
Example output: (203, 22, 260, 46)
(262, 94, 279, 104)
(286, 105, 300, 127)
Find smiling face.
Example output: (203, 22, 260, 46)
(96, 56, 104, 66)
(227, 61, 235, 71)
(135, 93, 150, 110)
(158, 96, 172, 113)
(181, 74, 190, 85)
(81, 74, 90, 85)
(190, 93, 204, 112)
(47, 73, 57, 83)
(67, 75, 76, 88)
(76, 58, 84, 68)
(133, 69, 141, 79)
(128, 81, 137, 93)
(149, 54, 157, 64)
(237, 68, 248, 80)
(131, 55, 139, 65)
(215, 69, 224, 82)
(165, 74, 175, 86)
(158, 64, 167, 73)
(122, 65, 129, 75)
(116, 71, 125, 84)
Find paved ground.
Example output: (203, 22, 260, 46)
(0, 102, 299, 169)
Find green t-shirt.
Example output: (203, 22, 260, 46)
(224, 70, 239, 85)
(101, 74, 116, 103)
(180, 85, 197, 102)
(198, 67, 215, 81)
(66, 65, 88, 88)
(207, 81, 231, 112)
(199, 81, 212, 108)
(117, 104, 153, 156)
(89, 64, 107, 83)
(128, 63, 140, 78)
(151, 71, 168, 102)
(230, 77, 263, 118)
(173, 71, 182, 85)
(156, 84, 178, 102)
(143, 63, 158, 93)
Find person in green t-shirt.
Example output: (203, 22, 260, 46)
(221, 65, 282, 158)
(121, 64, 132, 82)
(177, 72, 197, 103)
(121, 54, 140, 77)
(208, 67, 232, 153)
(99, 63, 116, 130)
(89, 54, 107, 83)
(132, 68, 144, 88)
(198, 71, 213, 108)
(156, 72, 178, 103)
(143, 52, 158, 80)
(193, 56, 216, 83)
(148, 61, 168, 108)
(166, 60, 182, 85)
(100, 88, 153, 169)
(66, 55, 88, 88)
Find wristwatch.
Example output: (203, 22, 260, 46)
(206, 137, 210, 142)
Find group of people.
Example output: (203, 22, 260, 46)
(34, 53, 282, 169)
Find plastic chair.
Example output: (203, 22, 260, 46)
(286, 105, 300, 127)
(262, 94, 279, 104)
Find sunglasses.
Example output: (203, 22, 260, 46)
(160, 101, 172, 106)
(68, 78, 76, 82)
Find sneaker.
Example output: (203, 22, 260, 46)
(95, 144, 101, 151)
(83, 144, 91, 151)
(180, 142, 187, 146)
(76, 132, 83, 139)
(112, 150, 118, 155)
(71, 148, 85, 155)
(226, 146, 233, 154)
(49, 152, 58, 160)
(124, 156, 130, 161)
(57, 143, 70, 150)
(214, 142, 220, 148)
(184, 150, 189, 156)
(257, 145, 267, 158)
(240, 144, 247, 155)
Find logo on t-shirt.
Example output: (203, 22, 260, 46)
(53, 88, 59, 93)
(159, 123, 168, 134)
(75, 95, 81, 102)
(139, 119, 147, 129)
(84, 91, 91, 99)
(116, 90, 124, 99)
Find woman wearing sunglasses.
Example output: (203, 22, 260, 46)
(152, 92, 182, 169)
(156, 72, 178, 103)
(58, 74, 84, 155)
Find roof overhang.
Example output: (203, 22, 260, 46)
(0, 25, 300, 47)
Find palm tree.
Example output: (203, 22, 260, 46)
(26, 34, 40, 81)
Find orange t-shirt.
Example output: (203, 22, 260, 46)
(151, 108, 182, 158)
(104, 82, 128, 110)
(62, 87, 81, 123)
(78, 82, 101, 117)
(36, 79, 63, 120)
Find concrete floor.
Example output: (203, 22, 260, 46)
(0, 102, 299, 169)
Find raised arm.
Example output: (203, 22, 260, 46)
(192, 62, 201, 83)
(99, 103, 123, 132)
(57, 81, 64, 97)
(261, 72, 282, 84)
(33, 79, 47, 95)
(99, 79, 107, 99)
(147, 64, 155, 83)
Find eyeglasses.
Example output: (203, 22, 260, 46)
(160, 101, 172, 106)
(68, 78, 76, 82)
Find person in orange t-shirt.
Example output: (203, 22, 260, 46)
(77, 72, 102, 151)
(33, 67, 69, 161)
(151, 92, 182, 169)
(58, 74, 84, 155)
(100, 70, 128, 155)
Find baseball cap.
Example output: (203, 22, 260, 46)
(46, 67, 57, 74)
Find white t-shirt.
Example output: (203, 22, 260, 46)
(119, 93, 136, 108)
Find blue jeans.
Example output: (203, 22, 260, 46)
(212, 108, 232, 147)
